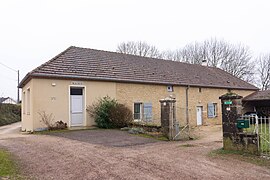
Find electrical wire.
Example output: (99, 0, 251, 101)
(0, 62, 18, 72)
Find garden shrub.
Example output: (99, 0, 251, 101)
(87, 96, 132, 128)
(108, 103, 133, 128)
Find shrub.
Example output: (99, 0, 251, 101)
(108, 104, 133, 128)
(0, 104, 21, 126)
(38, 111, 67, 130)
(87, 96, 132, 128)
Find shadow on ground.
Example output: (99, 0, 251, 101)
(48, 129, 159, 147)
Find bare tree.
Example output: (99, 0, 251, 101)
(162, 38, 254, 82)
(257, 54, 270, 90)
(117, 41, 161, 58)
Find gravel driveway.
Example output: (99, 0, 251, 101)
(0, 123, 270, 179)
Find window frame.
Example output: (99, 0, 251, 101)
(134, 102, 142, 120)
(208, 102, 218, 118)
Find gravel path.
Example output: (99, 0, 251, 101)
(0, 123, 270, 179)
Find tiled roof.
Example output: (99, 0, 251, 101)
(0, 97, 8, 103)
(243, 90, 270, 101)
(19, 46, 258, 90)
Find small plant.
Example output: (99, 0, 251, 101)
(38, 111, 67, 130)
(87, 96, 132, 129)
(54, 121, 67, 130)
(38, 111, 55, 130)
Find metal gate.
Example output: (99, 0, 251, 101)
(257, 116, 270, 156)
(242, 115, 270, 156)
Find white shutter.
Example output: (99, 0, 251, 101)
(208, 103, 214, 118)
(143, 103, 152, 121)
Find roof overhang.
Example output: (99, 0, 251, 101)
(19, 73, 259, 91)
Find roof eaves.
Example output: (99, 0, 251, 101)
(29, 73, 259, 91)
(18, 46, 75, 88)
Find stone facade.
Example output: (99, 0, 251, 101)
(116, 82, 255, 127)
(21, 78, 256, 132)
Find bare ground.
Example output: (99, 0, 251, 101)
(0, 123, 270, 180)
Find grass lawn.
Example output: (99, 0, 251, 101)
(0, 149, 19, 178)
(210, 148, 270, 169)
(245, 123, 270, 153)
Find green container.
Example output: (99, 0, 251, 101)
(237, 119, 250, 129)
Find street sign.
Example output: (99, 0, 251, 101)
(224, 101, 232, 105)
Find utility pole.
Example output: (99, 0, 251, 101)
(17, 70, 20, 103)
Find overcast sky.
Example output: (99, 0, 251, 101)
(0, 0, 270, 99)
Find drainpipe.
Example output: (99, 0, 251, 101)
(186, 85, 190, 135)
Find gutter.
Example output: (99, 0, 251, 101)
(18, 73, 259, 91)
(186, 85, 190, 134)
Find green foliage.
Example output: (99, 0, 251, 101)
(87, 96, 132, 129)
(0, 104, 21, 126)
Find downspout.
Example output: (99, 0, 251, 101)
(186, 85, 190, 135)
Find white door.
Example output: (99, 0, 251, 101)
(196, 106, 203, 126)
(70, 88, 84, 126)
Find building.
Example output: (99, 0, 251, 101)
(0, 97, 17, 104)
(243, 90, 270, 116)
(19, 46, 258, 132)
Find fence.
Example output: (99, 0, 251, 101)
(240, 115, 270, 156)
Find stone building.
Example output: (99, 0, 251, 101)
(19, 46, 258, 131)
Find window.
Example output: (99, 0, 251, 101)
(134, 102, 153, 121)
(26, 88, 30, 115)
(134, 103, 142, 120)
(167, 85, 173, 92)
(208, 103, 217, 118)
(199, 88, 202, 93)
(70, 88, 83, 95)
(22, 91, 26, 114)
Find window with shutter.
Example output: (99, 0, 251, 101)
(208, 103, 217, 118)
(208, 103, 214, 118)
(143, 103, 152, 122)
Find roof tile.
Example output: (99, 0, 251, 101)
(19, 46, 258, 90)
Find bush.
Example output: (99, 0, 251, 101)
(0, 104, 21, 126)
(109, 104, 133, 128)
(87, 96, 132, 129)
(38, 111, 67, 131)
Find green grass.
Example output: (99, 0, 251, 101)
(245, 123, 270, 153)
(0, 149, 18, 177)
(135, 133, 169, 141)
(209, 148, 270, 169)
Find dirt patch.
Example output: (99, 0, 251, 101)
(48, 129, 158, 147)
(0, 124, 270, 179)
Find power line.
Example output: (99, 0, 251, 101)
(0, 62, 17, 72)
(0, 61, 20, 103)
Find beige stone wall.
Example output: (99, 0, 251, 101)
(22, 78, 116, 131)
(21, 77, 256, 131)
(21, 80, 34, 131)
(116, 83, 256, 126)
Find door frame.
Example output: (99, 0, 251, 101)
(196, 106, 203, 126)
(68, 85, 87, 127)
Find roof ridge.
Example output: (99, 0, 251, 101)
(71, 46, 206, 68)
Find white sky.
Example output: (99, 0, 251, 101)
(0, 0, 270, 99)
